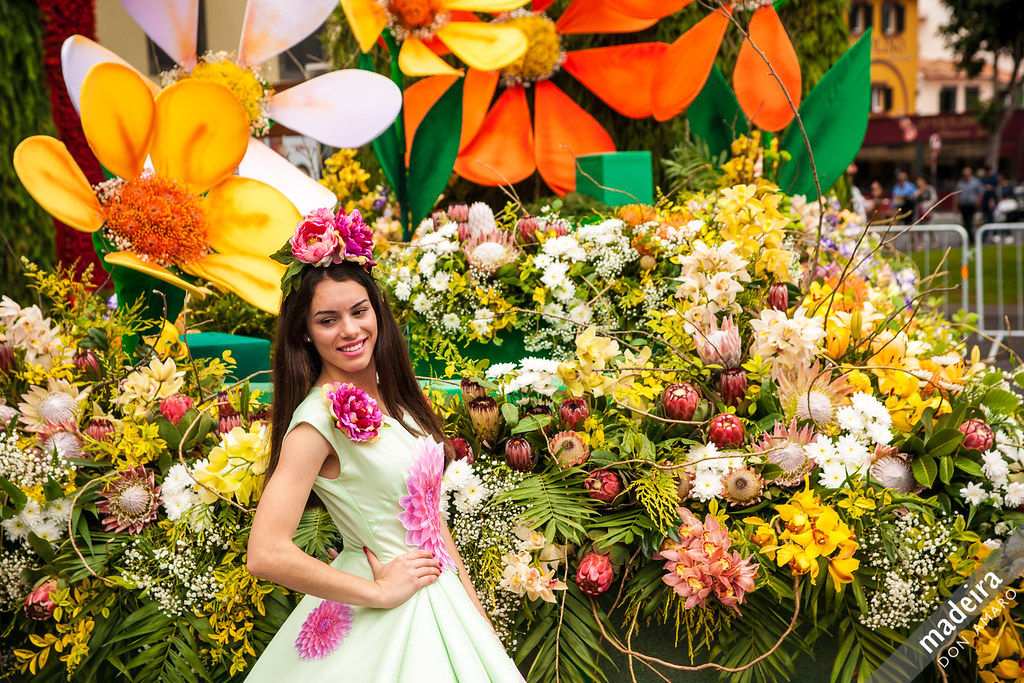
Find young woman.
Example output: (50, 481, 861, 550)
(245, 210, 523, 681)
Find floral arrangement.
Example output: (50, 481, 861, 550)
(322, 382, 385, 444)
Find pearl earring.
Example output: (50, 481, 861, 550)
(304, 336, 312, 342)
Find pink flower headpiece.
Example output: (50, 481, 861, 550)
(274, 207, 376, 298)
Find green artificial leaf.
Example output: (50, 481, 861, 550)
(501, 401, 520, 427)
(686, 64, 748, 161)
(778, 29, 872, 198)
(408, 77, 464, 227)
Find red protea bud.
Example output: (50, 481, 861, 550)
(546, 220, 568, 237)
(451, 437, 475, 465)
(517, 216, 541, 243)
(447, 203, 469, 223)
(0, 340, 16, 375)
(84, 418, 115, 442)
(74, 349, 102, 381)
(575, 552, 615, 596)
(959, 418, 995, 453)
(219, 414, 243, 434)
(251, 404, 271, 422)
(24, 580, 57, 620)
(584, 470, 622, 504)
(708, 413, 745, 449)
(460, 377, 487, 405)
(159, 394, 194, 427)
(718, 368, 749, 407)
(505, 437, 535, 472)
(551, 430, 590, 467)
(468, 396, 501, 442)
(559, 397, 589, 431)
(663, 383, 700, 421)
(216, 391, 237, 418)
(767, 283, 790, 312)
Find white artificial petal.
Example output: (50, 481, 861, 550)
(121, 0, 199, 70)
(266, 70, 402, 149)
(236, 138, 336, 216)
(61, 35, 157, 113)
(237, 0, 338, 67)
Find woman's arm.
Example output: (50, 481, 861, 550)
(440, 518, 494, 629)
(247, 423, 441, 608)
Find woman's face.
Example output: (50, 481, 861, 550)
(306, 278, 378, 376)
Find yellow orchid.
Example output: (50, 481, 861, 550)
(789, 507, 846, 559)
(826, 540, 860, 590)
(13, 63, 297, 313)
(193, 424, 270, 505)
(341, 0, 529, 77)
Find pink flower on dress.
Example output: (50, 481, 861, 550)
(397, 438, 455, 571)
(334, 210, 375, 268)
(322, 383, 384, 442)
(295, 600, 354, 661)
(290, 208, 340, 266)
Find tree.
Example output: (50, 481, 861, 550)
(940, 0, 1024, 171)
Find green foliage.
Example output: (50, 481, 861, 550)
(515, 582, 608, 683)
(662, 135, 726, 193)
(627, 469, 680, 534)
(1, 0, 55, 302)
(494, 467, 597, 545)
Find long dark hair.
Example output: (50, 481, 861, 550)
(265, 261, 448, 493)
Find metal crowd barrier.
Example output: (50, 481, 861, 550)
(976, 223, 1024, 357)
(865, 223, 970, 320)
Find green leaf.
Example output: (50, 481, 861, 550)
(912, 456, 937, 488)
(500, 401, 520, 427)
(686, 64, 748, 161)
(778, 29, 872, 198)
(0, 475, 27, 513)
(938, 455, 954, 485)
(982, 387, 1020, 414)
(955, 457, 983, 477)
(407, 77, 463, 227)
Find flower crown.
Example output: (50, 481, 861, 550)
(273, 207, 376, 298)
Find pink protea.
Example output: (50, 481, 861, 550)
(718, 369, 748, 407)
(584, 470, 622, 504)
(751, 421, 817, 487)
(0, 340, 14, 375)
(575, 552, 615, 596)
(24, 580, 57, 621)
(451, 436, 475, 464)
(73, 349, 102, 381)
(83, 418, 115, 442)
(295, 600, 355, 661)
(559, 397, 589, 430)
(323, 382, 385, 442)
(38, 423, 83, 460)
(505, 437, 536, 472)
(662, 383, 700, 421)
(397, 438, 456, 571)
(460, 377, 487, 404)
(774, 362, 852, 426)
(97, 466, 161, 533)
(550, 430, 590, 468)
(959, 418, 994, 453)
(692, 316, 742, 369)
(463, 225, 519, 274)
(767, 282, 790, 312)
(159, 394, 193, 427)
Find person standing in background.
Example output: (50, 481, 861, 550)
(981, 166, 999, 225)
(914, 176, 937, 223)
(956, 166, 983, 240)
(892, 171, 917, 223)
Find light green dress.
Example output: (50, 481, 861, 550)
(245, 389, 524, 682)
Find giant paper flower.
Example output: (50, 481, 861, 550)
(60, 0, 403, 214)
(14, 63, 298, 312)
(404, 0, 668, 194)
(341, 0, 531, 77)
(643, 0, 802, 131)
(398, 437, 456, 571)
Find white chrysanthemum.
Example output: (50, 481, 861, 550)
(162, 464, 195, 497)
(836, 406, 866, 434)
(851, 392, 889, 422)
(541, 235, 585, 261)
(440, 313, 461, 333)
(33, 519, 63, 542)
(686, 442, 721, 473)
(833, 435, 871, 469)
(804, 440, 835, 466)
(982, 450, 1010, 482)
(1003, 482, 1024, 508)
(394, 280, 412, 301)
(417, 252, 437, 277)
(469, 242, 512, 271)
(470, 309, 493, 337)
(1, 517, 29, 541)
(485, 363, 518, 380)
(866, 423, 893, 446)
(818, 463, 847, 489)
(443, 459, 472, 490)
(960, 482, 987, 505)
(692, 471, 723, 501)
(163, 489, 200, 522)
(428, 271, 452, 292)
(412, 293, 433, 315)
(46, 498, 74, 525)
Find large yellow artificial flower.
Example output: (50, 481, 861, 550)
(14, 63, 297, 313)
(341, 0, 529, 76)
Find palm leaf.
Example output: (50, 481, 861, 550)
(494, 468, 596, 545)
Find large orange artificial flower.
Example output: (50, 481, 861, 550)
(404, 0, 667, 195)
(13, 63, 299, 313)
(646, 0, 801, 131)
(341, 0, 531, 77)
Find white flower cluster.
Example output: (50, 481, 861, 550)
(575, 219, 638, 281)
(485, 357, 561, 396)
(0, 432, 75, 489)
(0, 547, 31, 609)
(685, 442, 745, 501)
(959, 428, 1024, 508)
(674, 240, 751, 332)
(748, 307, 825, 373)
(859, 511, 956, 631)
(120, 534, 226, 617)
(162, 464, 201, 522)
(0, 295, 65, 368)
(1, 496, 72, 544)
(388, 222, 460, 317)
(440, 459, 488, 517)
(534, 235, 584, 304)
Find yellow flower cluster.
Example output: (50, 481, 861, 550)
(193, 423, 270, 505)
(720, 131, 784, 187)
(319, 149, 371, 205)
(712, 184, 793, 281)
(747, 483, 859, 590)
(961, 595, 1024, 682)
(15, 580, 106, 677)
(202, 557, 278, 676)
(558, 327, 620, 397)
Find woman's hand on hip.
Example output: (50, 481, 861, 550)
(364, 547, 441, 609)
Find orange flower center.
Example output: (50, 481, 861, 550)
(100, 173, 209, 267)
(496, 12, 562, 83)
(384, 0, 447, 38)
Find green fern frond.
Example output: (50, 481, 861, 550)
(628, 469, 680, 534)
(494, 468, 596, 545)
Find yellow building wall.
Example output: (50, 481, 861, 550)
(851, 0, 919, 115)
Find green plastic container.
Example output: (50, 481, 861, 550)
(184, 332, 271, 385)
(575, 151, 654, 206)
